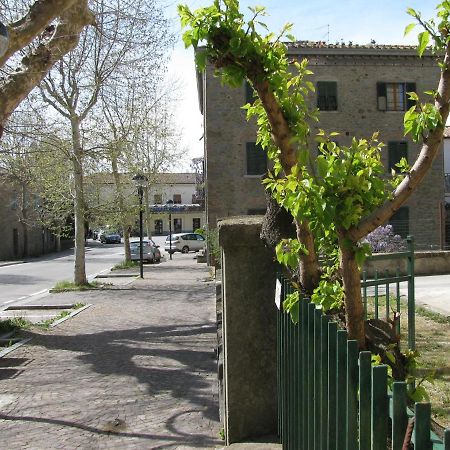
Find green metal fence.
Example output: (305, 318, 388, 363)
(277, 274, 450, 450)
(362, 235, 415, 350)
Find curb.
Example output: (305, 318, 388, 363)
(0, 261, 26, 268)
(50, 304, 92, 328)
(0, 338, 32, 358)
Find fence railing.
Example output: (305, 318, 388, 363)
(276, 275, 449, 450)
(362, 235, 415, 349)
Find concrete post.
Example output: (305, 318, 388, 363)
(218, 216, 277, 444)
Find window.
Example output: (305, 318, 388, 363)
(246, 142, 267, 175)
(154, 219, 163, 235)
(173, 194, 182, 204)
(193, 218, 200, 231)
(388, 141, 408, 171)
(377, 82, 416, 111)
(174, 218, 182, 232)
(317, 81, 337, 111)
(245, 80, 256, 104)
(154, 194, 162, 204)
(389, 206, 409, 238)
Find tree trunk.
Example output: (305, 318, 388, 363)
(111, 154, 131, 261)
(123, 227, 131, 261)
(71, 117, 87, 285)
(56, 234, 61, 252)
(338, 233, 366, 348)
(296, 219, 320, 293)
(20, 184, 29, 258)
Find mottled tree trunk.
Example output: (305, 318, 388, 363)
(20, 184, 29, 258)
(338, 233, 366, 348)
(71, 117, 87, 285)
(111, 154, 131, 261)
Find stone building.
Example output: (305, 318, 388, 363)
(0, 174, 57, 260)
(197, 42, 445, 250)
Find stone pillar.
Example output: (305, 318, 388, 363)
(218, 216, 277, 444)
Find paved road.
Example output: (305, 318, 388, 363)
(0, 240, 125, 308)
(0, 254, 220, 449)
(410, 274, 450, 316)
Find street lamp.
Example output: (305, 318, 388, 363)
(166, 199, 174, 260)
(132, 174, 148, 278)
(0, 21, 9, 58)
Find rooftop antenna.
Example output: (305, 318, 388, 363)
(327, 24, 330, 44)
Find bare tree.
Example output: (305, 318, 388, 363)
(37, 0, 174, 284)
(0, 0, 94, 137)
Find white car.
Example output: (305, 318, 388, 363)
(164, 233, 206, 254)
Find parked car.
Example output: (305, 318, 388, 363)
(130, 240, 161, 263)
(164, 233, 206, 254)
(100, 232, 121, 244)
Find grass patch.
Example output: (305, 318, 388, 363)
(0, 317, 31, 333)
(52, 280, 100, 292)
(111, 260, 139, 270)
(39, 310, 71, 329)
(366, 294, 450, 429)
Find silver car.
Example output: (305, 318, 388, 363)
(130, 240, 161, 263)
(164, 233, 206, 254)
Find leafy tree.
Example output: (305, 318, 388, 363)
(179, 0, 450, 347)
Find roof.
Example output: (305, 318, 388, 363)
(87, 172, 197, 185)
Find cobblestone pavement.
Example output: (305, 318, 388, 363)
(0, 255, 221, 449)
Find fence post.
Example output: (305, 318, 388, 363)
(407, 235, 415, 350)
(336, 330, 348, 450)
(359, 351, 372, 450)
(392, 382, 408, 450)
(328, 322, 338, 450)
(320, 315, 329, 450)
(415, 403, 431, 449)
(346, 340, 359, 450)
(372, 365, 388, 450)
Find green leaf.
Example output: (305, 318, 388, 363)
(404, 22, 416, 36)
(417, 31, 430, 57)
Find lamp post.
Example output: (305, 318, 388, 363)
(166, 199, 174, 260)
(0, 21, 9, 58)
(132, 174, 148, 278)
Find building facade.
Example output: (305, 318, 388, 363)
(198, 43, 445, 250)
(0, 176, 58, 260)
(87, 172, 206, 236)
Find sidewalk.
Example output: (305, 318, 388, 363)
(0, 255, 221, 449)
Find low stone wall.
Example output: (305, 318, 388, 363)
(363, 250, 450, 277)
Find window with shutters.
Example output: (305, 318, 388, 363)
(388, 141, 408, 171)
(317, 81, 337, 111)
(377, 82, 416, 111)
(173, 194, 182, 204)
(389, 206, 409, 238)
(154, 194, 162, 204)
(246, 142, 267, 176)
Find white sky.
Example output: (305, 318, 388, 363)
(165, 0, 439, 169)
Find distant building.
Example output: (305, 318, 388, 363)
(197, 42, 445, 250)
(86, 172, 205, 236)
(0, 173, 57, 260)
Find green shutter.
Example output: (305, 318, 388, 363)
(317, 81, 337, 110)
(389, 206, 409, 238)
(246, 142, 267, 175)
(377, 82, 387, 110)
(388, 141, 408, 171)
(405, 82, 416, 109)
(245, 80, 256, 104)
